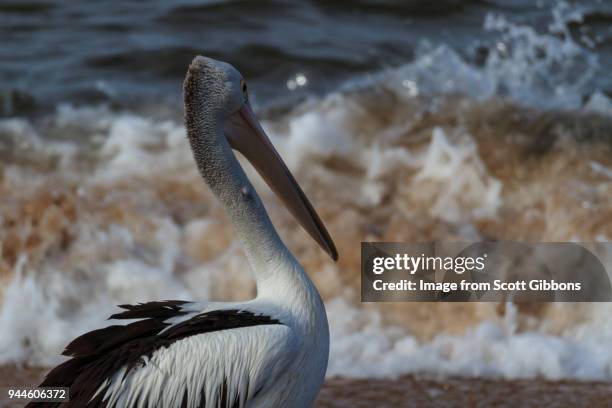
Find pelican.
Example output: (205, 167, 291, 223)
(28, 56, 338, 408)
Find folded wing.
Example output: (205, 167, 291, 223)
(27, 300, 297, 408)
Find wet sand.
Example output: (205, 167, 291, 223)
(1, 365, 610, 408)
(317, 376, 612, 407)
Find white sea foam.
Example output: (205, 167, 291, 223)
(342, 2, 610, 114)
(326, 299, 612, 380)
(413, 128, 501, 223)
(0, 217, 194, 366)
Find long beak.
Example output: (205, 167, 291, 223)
(224, 102, 338, 261)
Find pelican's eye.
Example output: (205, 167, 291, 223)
(240, 79, 248, 101)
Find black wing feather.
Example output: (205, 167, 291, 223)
(26, 300, 280, 408)
(109, 300, 189, 320)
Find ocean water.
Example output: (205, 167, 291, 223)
(1, 0, 612, 381)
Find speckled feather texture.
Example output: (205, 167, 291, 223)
(183, 56, 286, 277)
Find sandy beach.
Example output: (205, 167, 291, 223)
(1, 365, 610, 408)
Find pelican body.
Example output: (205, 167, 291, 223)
(28, 56, 338, 408)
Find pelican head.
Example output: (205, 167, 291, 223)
(184, 56, 338, 261)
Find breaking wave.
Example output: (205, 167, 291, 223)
(1, 2, 612, 380)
